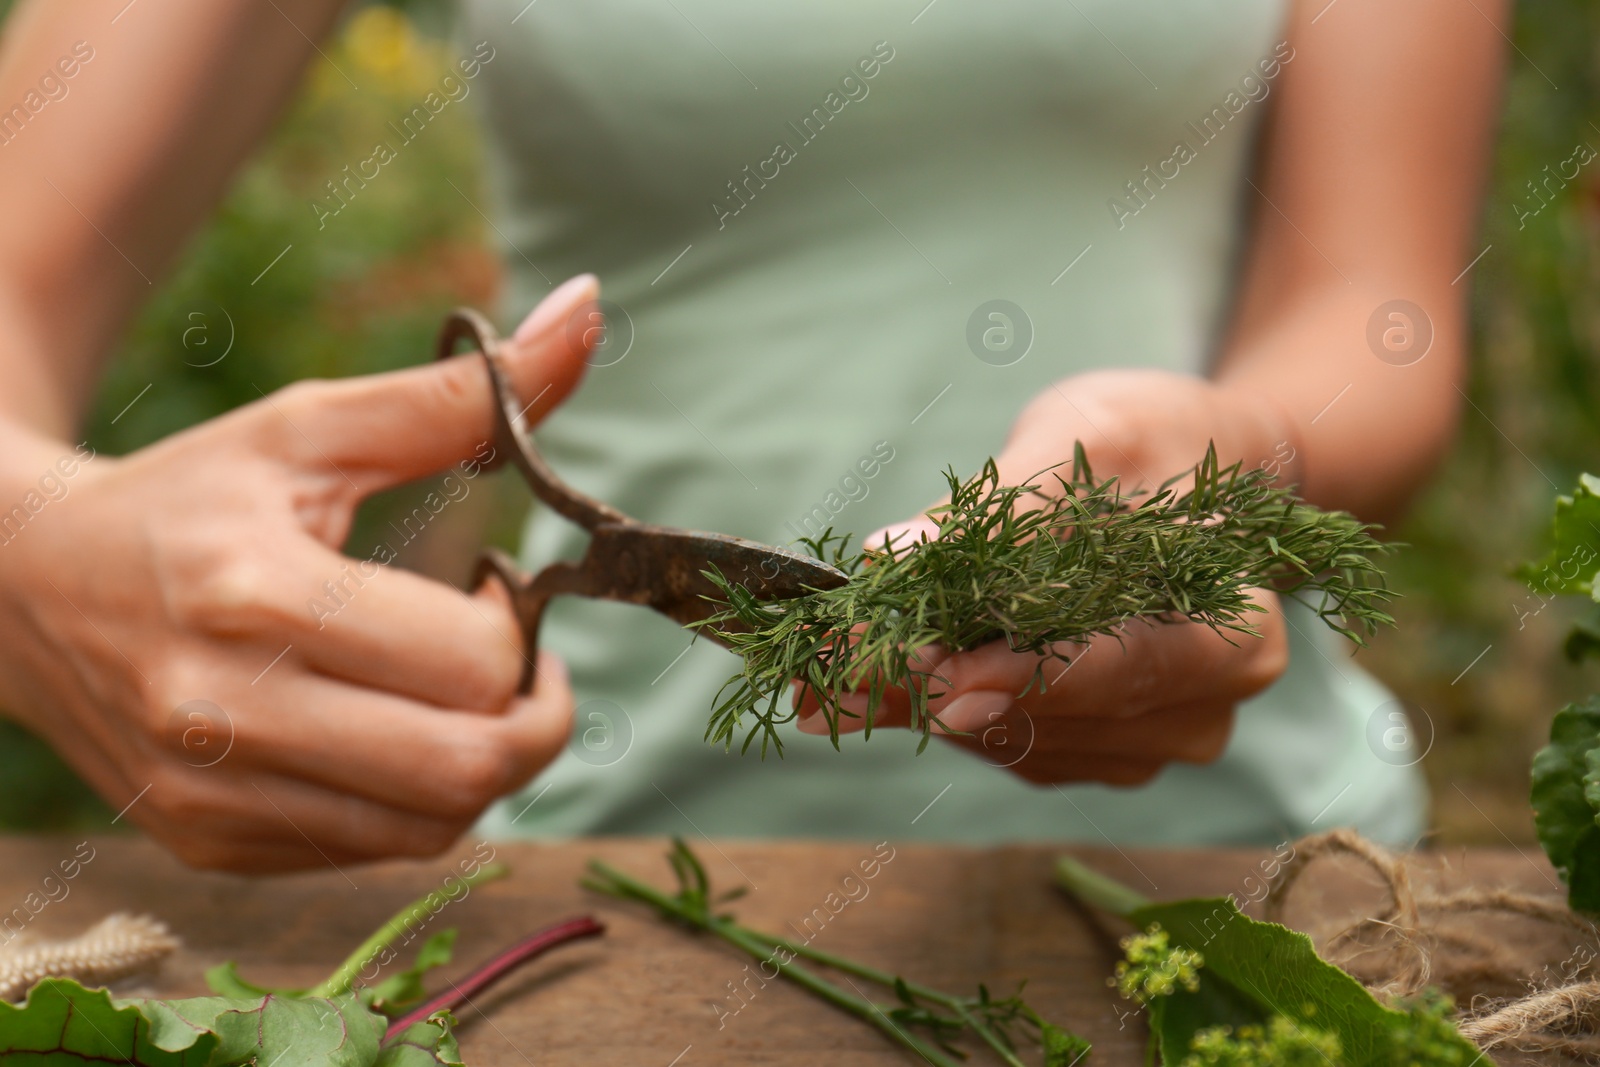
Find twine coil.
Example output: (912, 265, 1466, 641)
(1269, 829, 1600, 1059)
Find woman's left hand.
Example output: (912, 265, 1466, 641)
(790, 0, 1514, 783)
(795, 368, 1296, 786)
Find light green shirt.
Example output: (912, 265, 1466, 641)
(464, 0, 1426, 846)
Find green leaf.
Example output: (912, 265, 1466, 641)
(203, 959, 284, 998)
(139, 992, 384, 1067)
(1127, 899, 1483, 1067)
(1513, 472, 1600, 597)
(1531, 696, 1600, 912)
(374, 1013, 465, 1067)
(0, 977, 456, 1067)
(0, 979, 216, 1066)
(362, 930, 457, 1014)
(1564, 604, 1600, 663)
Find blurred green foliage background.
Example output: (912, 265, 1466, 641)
(0, 0, 523, 829)
(1364, 5, 1600, 844)
(0, 0, 1597, 845)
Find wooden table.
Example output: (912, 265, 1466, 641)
(0, 837, 1578, 1065)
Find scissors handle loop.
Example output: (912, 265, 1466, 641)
(436, 308, 628, 532)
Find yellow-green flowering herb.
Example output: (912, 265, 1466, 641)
(1056, 856, 1488, 1067)
(1111, 924, 1202, 1004)
(1181, 1018, 1343, 1067)
(701, 445, 1395, 757)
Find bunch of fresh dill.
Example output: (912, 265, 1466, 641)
(697, 444, 1395, 758)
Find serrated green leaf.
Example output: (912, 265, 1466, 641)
(1128, 898, 1484, 1067)
(1531, 696, 1600, 912)
(1514, 473, 1600, 597)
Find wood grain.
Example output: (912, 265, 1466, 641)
(0, 836, 1579, 1065)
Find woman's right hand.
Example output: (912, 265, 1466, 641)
(0, 274, 601, 874)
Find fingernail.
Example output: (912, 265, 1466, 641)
(513, 273, 599, 344)
(938, 690, 1012, 732)
(865, 518, 939, 556)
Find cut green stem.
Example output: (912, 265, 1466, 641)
(584, 860, 963, 1067)
(1053, 855, 1152, 919)
(584, 840, 1086, 1067)
(738, 930, 1031, 1067)
(311, 863, 509, 999)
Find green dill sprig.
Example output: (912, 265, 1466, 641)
(698, 444, 1395, 757)
(584, 839, 1089, 1067)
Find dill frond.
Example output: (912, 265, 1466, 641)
(697, 444, 1395, 758)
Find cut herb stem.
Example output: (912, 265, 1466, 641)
(585, 839, 1088, 1067)
(1053, 855, 1153, 919)
(584, 859, 961, 1066)
(740, 933, 1044, 1067)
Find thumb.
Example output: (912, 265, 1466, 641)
(256, 273, 601, 493)
(863, 514, 941, 559)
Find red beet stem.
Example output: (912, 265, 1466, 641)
(383, 915, 605, 1040)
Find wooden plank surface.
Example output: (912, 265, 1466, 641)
(0, 836, 1579, 1065)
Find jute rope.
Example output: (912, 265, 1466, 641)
(1268, 829, 1600, 1058)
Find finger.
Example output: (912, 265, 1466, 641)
(188, 652, 573, 818)
(132, 766, 475, 873)
(793, 641, 951, 736)
(929, 590, 1286, 724)
(294, 538, 526, 710)
(181, 531, 526, 711)
(943, 700, 1236, 768)
(863, 515, 941, 558)
(256, 273, 600, 493)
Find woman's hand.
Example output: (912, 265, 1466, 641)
(796, 369, 1296, 786)
(0, 275, 600, 872)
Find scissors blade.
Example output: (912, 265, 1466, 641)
(582, 522, 849, 635)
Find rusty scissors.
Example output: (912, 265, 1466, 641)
(437, 308, 849, 693)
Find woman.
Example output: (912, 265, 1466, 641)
(0, 0, 1505, 871)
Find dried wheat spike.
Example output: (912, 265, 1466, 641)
(0, 914, 180, 1001)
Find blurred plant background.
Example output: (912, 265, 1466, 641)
(0, 0, 526, 829)
(0, 0, 1597, 845)
(1363, 6, 1600, 846)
